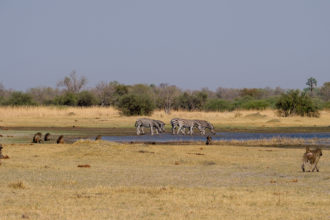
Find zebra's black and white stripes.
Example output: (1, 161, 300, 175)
(135, 118, 166, 135)
(135, 118, 215, 136)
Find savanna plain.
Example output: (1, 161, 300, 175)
(0, 107, 330, 219)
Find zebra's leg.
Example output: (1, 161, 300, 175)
(301, 162, 305, 172)
(177, 125, 183, 135)
(181, 128, 186, 135)
(136, 125, 140, 135)
(150, 124, 154, 135)
(198, 125, 204, 135)
(312, 163, 319, 172)
(155, 124, 161, 134)
(155, 126, 159, 134)
(189, 126, 193, 135)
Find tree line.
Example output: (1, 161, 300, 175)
(0, 72, 329, 117)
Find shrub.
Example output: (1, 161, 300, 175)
(54, 92, 77, 106)
(173, 92, 208, 111)
(233, 96, 253, 109)
(275, 90, 319, 117)
(322, 101, 330, 109)
(0, 96, 4, 105)
(117, 94, 155, 116)
(6, 92, 36, 106)
(204, 99, 234, 111)
(240, 99, 270, 110)
(77, 91, 97, 106)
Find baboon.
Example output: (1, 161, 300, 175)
(205, 136, 212, 145)
(0, 144, 9, 159)
(95, 135, 102, 140)
(57, 135, 64, 144)
(0, 144, 3, 158)
(32, 132, 43, 143)
(301, 146, 323, 172)
(44, 133, 51, 141)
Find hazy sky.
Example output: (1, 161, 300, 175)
(0, 0, 329, 91)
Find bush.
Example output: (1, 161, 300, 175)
(117, 94, 155, 116)
(173, 92, 208, 111)
(6, 92, 36, 106)
(0, 96, 4, 105)
(204, 99, 234, 111)
(275, 90, 319, 117)
(54, 92, 77, 106)
(323, 101, 330, 109)
(77, 91, 97, 106)
(240, 99, 270, 110)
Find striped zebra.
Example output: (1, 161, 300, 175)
(194, 120, 216, 135)
(135, 118, 163, 135)
(170, 118, 201, 135)
(154, 120, 166, 133)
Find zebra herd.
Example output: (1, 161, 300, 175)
(135, 118, 215, 136)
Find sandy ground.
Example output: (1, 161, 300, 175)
(0, 141, 329, 219)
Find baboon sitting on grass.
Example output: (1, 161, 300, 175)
(205, 136, 212, 145)
(0, 144, 9, 159)
(0, 144, 3, 158)
(301, 146, 323, 172)
(44, 133, 51, 141)
(57, 135, 64, 144)
(32, 132, 43, 143)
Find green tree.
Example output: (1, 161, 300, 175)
(320, 82, 330, 101)
(204, 99, 234, 112)
(306, 77, 317, 95)
(117, 94, 155, 116)
(77, 91, 97, 106)
(275, 90, 319, 117)
(6, 92, 36, 106)
(54, 92, 78, 106)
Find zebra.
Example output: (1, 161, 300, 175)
(135, 118, 162, 135)
(194, 120, 216, 135)
(154, 120, 166, 133)
(170, 118, 201, 135)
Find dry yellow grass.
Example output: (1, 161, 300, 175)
(214, 137, 326, 146)
(0, 106, 330, 129)
(1, 106, 329, 219)
(0, 140, 329, 219)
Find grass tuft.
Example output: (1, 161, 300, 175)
(8, 181, 26, 189)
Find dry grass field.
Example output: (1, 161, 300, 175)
(0, 141, 329, 219)
(0, 107, 329, 219)
(0, 106, 329, 129)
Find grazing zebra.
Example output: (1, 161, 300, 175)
(194, 120, 216, 135)
(135, 118, 162, 135)
(170, 118, 201, 135)
(154, 120, 166, 133)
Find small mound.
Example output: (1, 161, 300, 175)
(8, 181, 26, 189)
(266, 119, 281, 123)
(200, 160, 216, 166)
(78, 164, 91, 168)
(244, 112, 267, 119)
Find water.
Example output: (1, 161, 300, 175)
(102, 132, 330, 145)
